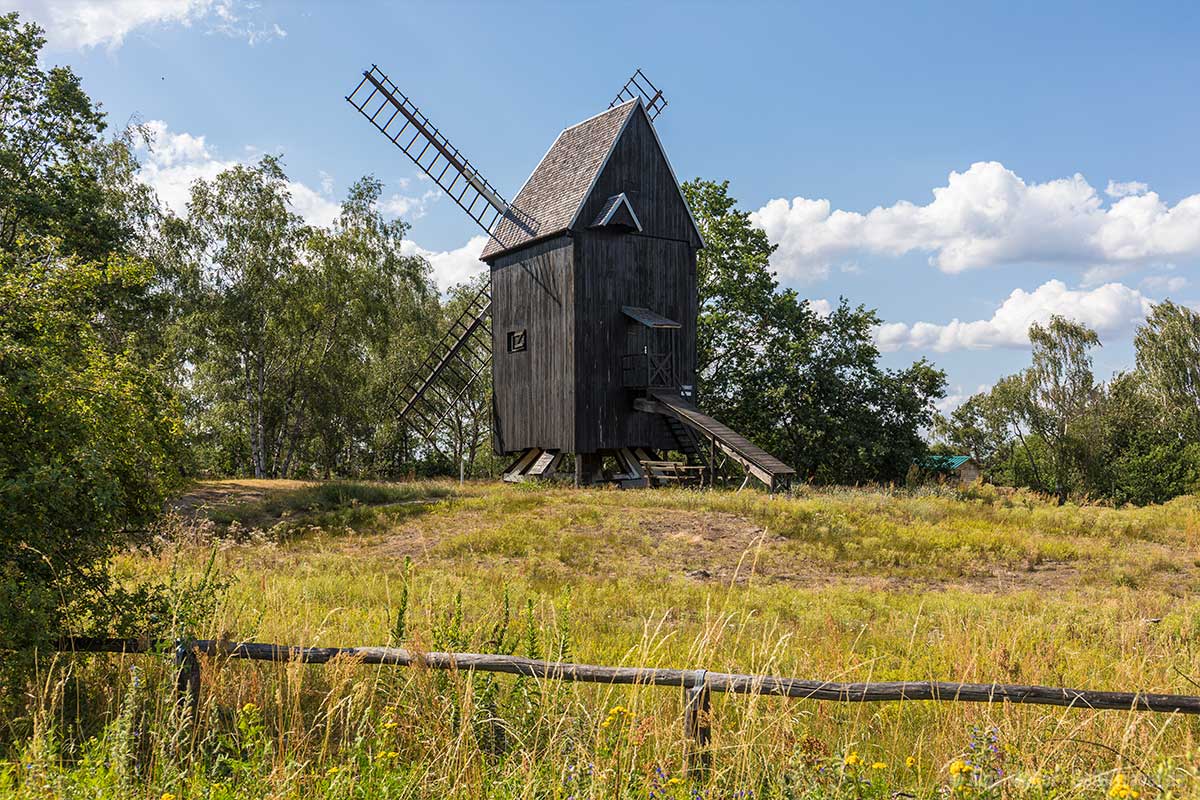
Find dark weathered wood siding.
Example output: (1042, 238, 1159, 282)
(573, 106, 702, 249)
(489, 235, 575, 454)
(572, 105, 699, 453)
(573, 232, 696, 452)
(486, 103, 700, 456)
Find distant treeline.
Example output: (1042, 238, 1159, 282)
(935, 309, 1200, 505)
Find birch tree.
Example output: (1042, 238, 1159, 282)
(1135, 300, 1200, 438)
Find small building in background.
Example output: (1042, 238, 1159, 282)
(918, 455, 982, 486)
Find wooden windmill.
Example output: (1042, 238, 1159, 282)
(346, 67, 794, 490)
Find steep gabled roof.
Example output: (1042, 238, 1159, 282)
(481, 101, 639, 260)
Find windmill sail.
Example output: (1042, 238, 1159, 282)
(393, 283, 492, 450)
(347, 66, 529, 239)
(609, 68, 668, 121)
(346, 66, 512, 450)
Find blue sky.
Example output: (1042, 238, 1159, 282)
(16, 0, 1200, 411)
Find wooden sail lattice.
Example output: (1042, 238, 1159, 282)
(609, 68, 668, 121)
(347, 67, 515, 448)
(393, 284, 492, 449)
(346, 66, 522, 239)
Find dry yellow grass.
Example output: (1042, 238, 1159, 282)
(6, 479, 1200, 798)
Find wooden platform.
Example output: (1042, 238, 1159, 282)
(640, 391, 796, 491)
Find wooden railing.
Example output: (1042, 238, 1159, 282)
(58, 636, 1200, 771)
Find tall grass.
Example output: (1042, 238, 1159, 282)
(3, 480, 1199, 798)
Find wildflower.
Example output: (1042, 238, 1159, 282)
(161, 794, 176, 800)
(950, 759, 968, 776)
(325, 765, 340, 776)
(1029, 773, 1043, 787)
(1108, 772, 1139, 799)
(906, 755, 916, 768)
(667, 777, 683, 785)
(871, 761, 886, 770)
(241, 702, 258, 714)
(382, 719, 398, 730)
(844, 751, 862, 767)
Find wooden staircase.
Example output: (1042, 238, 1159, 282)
(637, 391, 796, 492)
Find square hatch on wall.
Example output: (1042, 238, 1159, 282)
(507, 329, 527, 353)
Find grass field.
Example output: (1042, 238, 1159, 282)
(6, 480, 1200, 798)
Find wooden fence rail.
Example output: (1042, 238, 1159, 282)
(58, 636, 1200, 770)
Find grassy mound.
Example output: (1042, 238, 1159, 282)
(5, 481, 1199, 798)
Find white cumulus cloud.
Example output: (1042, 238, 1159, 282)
(136, 121, 485, 292)
(401, 236, 489, 294)
(875, 279, 1155, 353)
(1105, 180, 1148, 198)
(751, 161, 1200, 283)
(13, 0, 284, 50)
(1140, 273, 1188, 294)
(137, 120, 336, 226)
(381, 189, 440, 220)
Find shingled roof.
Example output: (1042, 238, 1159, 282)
(480, 100, 639, 261)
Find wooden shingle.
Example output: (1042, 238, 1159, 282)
(481, 101, 639, 260)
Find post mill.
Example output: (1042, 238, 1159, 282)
(346, 67, 795, 490)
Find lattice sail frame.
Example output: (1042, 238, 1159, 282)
(609, 68, 668, 121)
(347, 66, 512, 238)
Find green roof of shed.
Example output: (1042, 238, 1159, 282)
(919, 455, 974, 471)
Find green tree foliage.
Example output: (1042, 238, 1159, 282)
(683, 178, 946, 483)
(177, 161, 442, 478)
(0, 248, 185, 652)
(0, 13, 186, 654)
(938, 308, 1200, 505)
(1021, 316, 1102, 503)
(1135, 299, 1200, 438)
(0, 13, 120, 259)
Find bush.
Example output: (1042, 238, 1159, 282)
(0, 247, 185, 655)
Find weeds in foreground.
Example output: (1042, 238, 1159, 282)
(4, 480, 1200, 798)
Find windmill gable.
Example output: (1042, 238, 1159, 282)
(481, 101, 639, 260)
(572, 103, 703, 247)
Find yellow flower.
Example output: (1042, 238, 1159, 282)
(667, 777, 683, 785)
(1108, 772, 1140, 799)
(950, 759, 968, 776)
(241, 702, 257, 714)
(325, 765, 340, 776)
(871, 761, 887, 770)
(1029, 773, 1043, 787)
(382, 719, 398, 730)
(844, 751, 862, 767)
(906, 755, 917, 768)
(161, 794, 177, 800)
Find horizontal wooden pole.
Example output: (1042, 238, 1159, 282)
(58, 638, 1200, 715)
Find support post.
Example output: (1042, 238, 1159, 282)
(174, 639, 200, 721)
(683, 669, 711, 775)
(575, 452, 603, 486)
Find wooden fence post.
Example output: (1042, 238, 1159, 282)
(174, 639, 200, 720)
(683, 669, 711, 775)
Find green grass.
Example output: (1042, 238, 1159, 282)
(5, 480, 1200, 798)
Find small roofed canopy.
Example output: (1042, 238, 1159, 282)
(621, 306, 681, 329)
(920, 455, 974, 471)
(591, 193, 642, 231)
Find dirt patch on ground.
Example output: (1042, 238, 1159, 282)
(364, 504, 1091, 594)
(171, 479, 315, 516)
